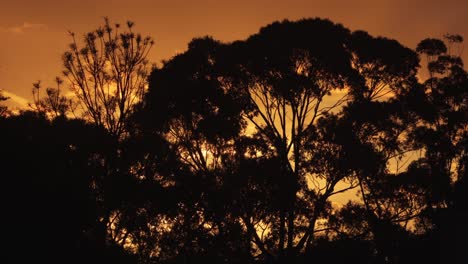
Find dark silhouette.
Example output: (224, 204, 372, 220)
(62, 17, 154, 138)
(1, 18, 466, 264)
(30, 78, 75, 118)
(0, 112, 135, 263)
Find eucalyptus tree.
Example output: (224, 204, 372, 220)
(320, 29, 430, 262)
(220, 19, 361, 259)
(409, 35, 467, 229)
(139, 37, 253, 262)
(136, 18, 432, 262)
(143, 18, 365, 260)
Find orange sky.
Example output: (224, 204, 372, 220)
(1, 0, 467, 109)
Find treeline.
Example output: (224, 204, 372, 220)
(0, 18, 467, 264)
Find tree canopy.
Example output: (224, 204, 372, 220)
(1, 17, 466, 264)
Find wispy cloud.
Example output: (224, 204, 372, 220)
(2, 90, 30, 109)
(1, 22, 47, 34)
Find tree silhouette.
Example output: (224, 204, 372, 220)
(219, 19, 361, 259)
(34, 18, 159, 260)
(62, 17, 153, 138)
(408, 35, 468, 263)
(138, 18, 434, 262)
(327, 30, 424, 262)
(135, 36, 254, 262)
(30, 78, 76, 118)
(4, 16, 466, 264)
(0, 112, 135, 263)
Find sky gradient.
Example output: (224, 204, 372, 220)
(1, 0, 467, 109)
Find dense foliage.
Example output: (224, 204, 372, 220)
(1, 18, 466, 263)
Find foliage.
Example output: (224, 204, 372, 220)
(62, 17, 153, 138)
(6, 17, 467, 263)
(30, 78, 76, 118)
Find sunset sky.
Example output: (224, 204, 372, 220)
(1, 0, 467, 109)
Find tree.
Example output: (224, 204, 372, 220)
(135, 37, 253, 262)
(219, 19, 361, 259)
(328, 31, 423, 262)
(11, 16, 463, 262)
(0, 111, 135, 263)
(411, 35, 467, 215)
(62, 17, 154, 138)
(57, 19, 155, 258)
(220, 18, 421, 259)
(30, 78, 75, 118)
(333, 33, 467, 263)
(139, 18, 422, 261)
(408, 35, 467, 263)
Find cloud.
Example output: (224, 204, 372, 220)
(1, 90, 30, 109)
(1, 22, 47, 34)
